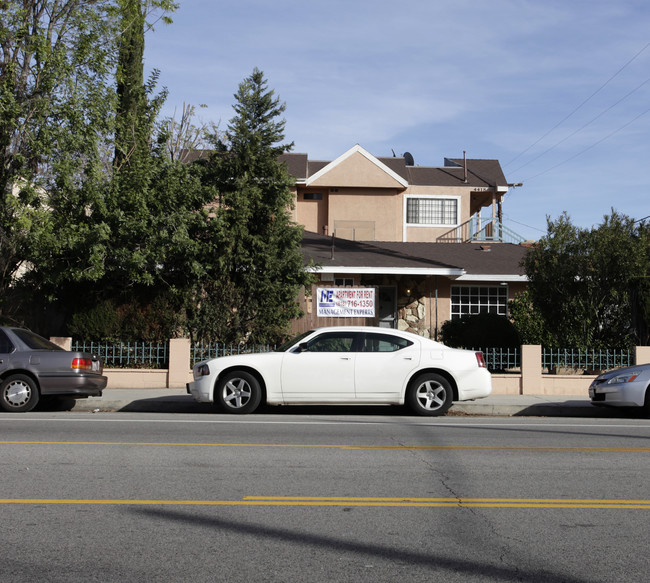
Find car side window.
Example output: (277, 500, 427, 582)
(361, 333, 413, 352)
(306, 332, 356, 352)
(0, 330, 15, 354)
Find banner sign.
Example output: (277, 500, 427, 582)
(316, 287, 376, 318)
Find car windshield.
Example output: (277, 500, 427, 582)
(12, 328, 65, 351)
(274, 330, 314, 352)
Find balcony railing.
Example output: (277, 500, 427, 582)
(437, 217, 525, 244)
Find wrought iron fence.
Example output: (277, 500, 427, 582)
(72, 341, 169, 368)
(191, 342, 276, 366)
(541, 348, 632, 374)
(476, 347, 521, 373)
(473, 347, 632, 374)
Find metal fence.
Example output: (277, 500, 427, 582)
(473, 347, 633, 374)
(477, 347, 521, 373)
(72, 341, 169, 369)
(191, 342, 276, 366)
(73, 339, 634, 374)
(541, 348, 632, 374)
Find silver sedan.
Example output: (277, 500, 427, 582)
(589, 363, 650, 411)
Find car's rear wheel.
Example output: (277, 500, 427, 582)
(406, 373, 453, 416)
(215, 371, 262, 414)
(0, 374, 40, 413)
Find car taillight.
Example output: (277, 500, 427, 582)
(475, 352, 486, 368)
(72, 358, 92, 370)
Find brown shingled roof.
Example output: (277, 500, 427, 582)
(279, 151, 508, 188)
(302, 231, 527, 277)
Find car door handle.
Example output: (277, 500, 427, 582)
(340, 356, 352, 360)
(403, 357, 413, 360)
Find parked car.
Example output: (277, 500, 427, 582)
(589, 363, 650, 411)
(0, 326, 107, 413)
(187, 326, 491, 416)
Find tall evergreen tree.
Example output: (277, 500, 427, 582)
(189, 69, 313, 343)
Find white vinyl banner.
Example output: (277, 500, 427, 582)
(316, 288, 376, 317)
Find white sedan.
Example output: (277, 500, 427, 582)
(187, 326, 492, 416)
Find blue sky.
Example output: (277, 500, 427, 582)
(144, 0, 650, 241)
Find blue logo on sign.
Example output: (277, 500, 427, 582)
(319, 289, 334, 307)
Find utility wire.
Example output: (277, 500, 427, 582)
(505, 41, 650, 168)
(510, 75, 650, 174)
(522, 105, 650, 182)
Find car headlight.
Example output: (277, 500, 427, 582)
(196, 363, 210, 377)
(606, 372, 639, 385)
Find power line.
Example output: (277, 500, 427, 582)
(510, 74, 650, 175)
(522, 105, 650, 182)
(505, 41, 650, 168)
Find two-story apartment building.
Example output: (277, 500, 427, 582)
(280, 145, 529, 339)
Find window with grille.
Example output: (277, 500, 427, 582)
(450, 285, 508, 319)
(406, 197, 458, 225)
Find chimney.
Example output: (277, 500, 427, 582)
(463, 151, 468, 183)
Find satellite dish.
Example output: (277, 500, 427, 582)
(403, 152, 414, 166)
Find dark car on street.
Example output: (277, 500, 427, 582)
(0, 326, 107, 412)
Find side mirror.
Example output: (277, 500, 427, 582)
(298, 342, 309, 353)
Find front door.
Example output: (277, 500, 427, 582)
(377, 286, 397, 328)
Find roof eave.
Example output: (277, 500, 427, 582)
(455, 274, 528, 282)
(307, 266, 465, 278)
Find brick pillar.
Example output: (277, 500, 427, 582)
(50, 337, 72, 351)
(521, 345, 542, 395)
(635, 346, 650, 365)
(167, 338, 191, 388)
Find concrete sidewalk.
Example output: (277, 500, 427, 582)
(59, 388, 647, 418)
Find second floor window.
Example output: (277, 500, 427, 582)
(406, 197, 458, 226)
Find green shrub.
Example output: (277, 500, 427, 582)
(440, 312, 521, 349)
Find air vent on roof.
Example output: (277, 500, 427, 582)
(403, 152, 414, 166)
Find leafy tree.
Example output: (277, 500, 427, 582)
(188, 69, 314, 344)
(0, 0, 178, 334)
(513, 211, 650, 348)
(508, 290, 554, 346)
(0, 0, 118, 317)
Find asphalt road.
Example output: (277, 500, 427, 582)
(2, 412, 650, 582)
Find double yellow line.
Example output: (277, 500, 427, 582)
(1, 496, 650, 509)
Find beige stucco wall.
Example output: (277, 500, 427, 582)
(328, 188, 402, 241)
(308, 151, 405, 189)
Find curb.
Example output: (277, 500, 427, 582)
(52, 389, 647, 418)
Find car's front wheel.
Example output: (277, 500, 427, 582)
(215, 371, 262, 414)
(406, 373, 453, 416)
(0, 374, 40, 413)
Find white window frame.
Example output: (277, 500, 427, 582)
(404, 195, 460, 229)
(450, 285, 509, 319)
